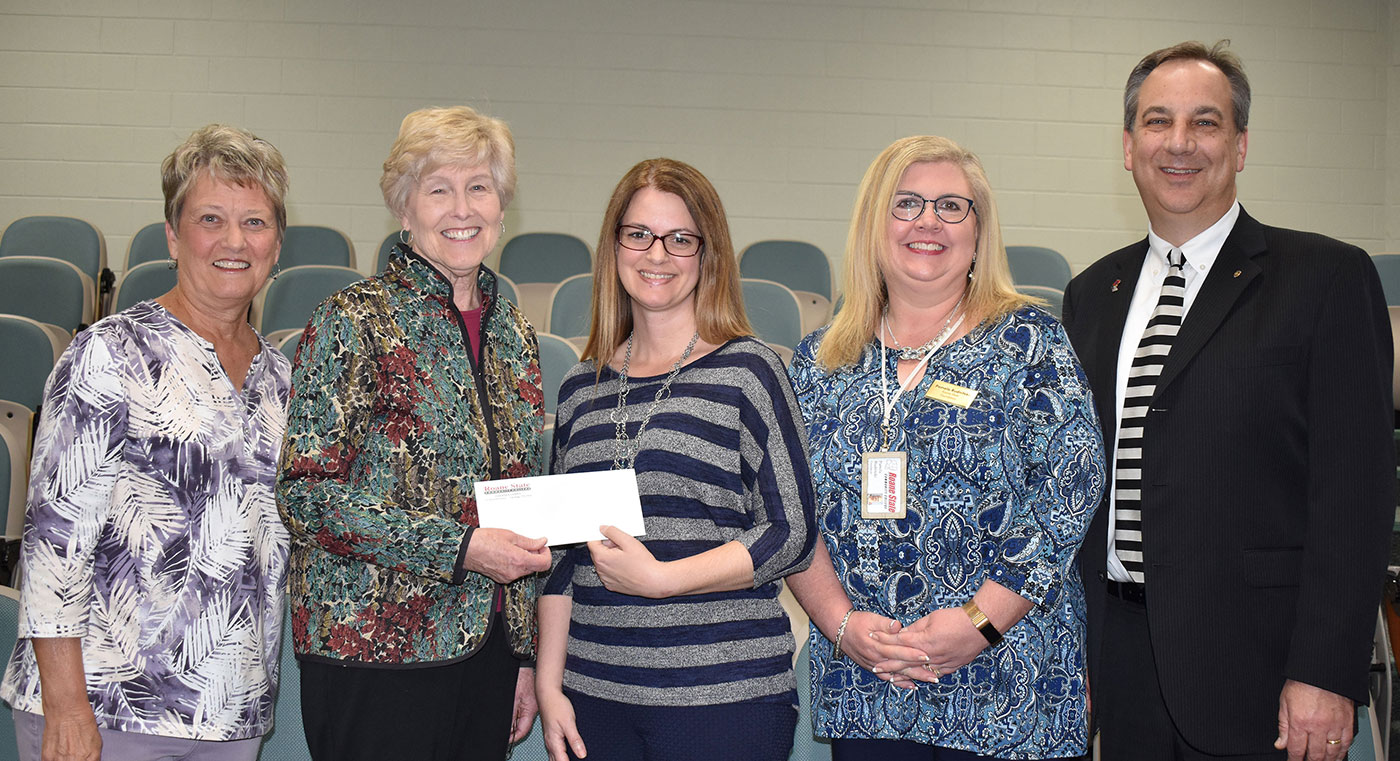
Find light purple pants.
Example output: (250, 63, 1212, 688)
(14, 710, 262, 761)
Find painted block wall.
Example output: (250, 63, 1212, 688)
(0, 0, 1394, 283)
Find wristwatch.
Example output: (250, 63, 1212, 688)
(961, 599, 1003, 646)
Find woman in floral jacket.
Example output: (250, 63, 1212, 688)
(277, 106, 550, 761)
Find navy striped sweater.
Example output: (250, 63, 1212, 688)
(543, 337, 816, 706)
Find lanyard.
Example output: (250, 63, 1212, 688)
(877, 313, 964, 450)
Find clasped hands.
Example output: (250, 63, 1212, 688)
(844, 607, 992, 689)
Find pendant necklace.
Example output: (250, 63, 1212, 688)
(610, 330, 700, 470)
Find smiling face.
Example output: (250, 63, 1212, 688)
(400, 162, 503, 295)
(616, 186, 703, 325)
(881, 161, 979, 304)
(1124, 58, 1248, 245)
(166, 172, 281, 314)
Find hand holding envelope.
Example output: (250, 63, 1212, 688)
(463, 528, 551, 584)
(474, 470, 647, 547)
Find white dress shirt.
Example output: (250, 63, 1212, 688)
(1106, 201, 1241, 582)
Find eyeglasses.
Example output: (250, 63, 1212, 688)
(890, 192, 976, 224)
(615, 224, 704, 257)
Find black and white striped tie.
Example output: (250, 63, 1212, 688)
(1114, 249, 1186, 584)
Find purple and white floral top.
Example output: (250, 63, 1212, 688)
(0, 300, 291, 741)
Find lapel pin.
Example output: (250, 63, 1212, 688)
(1233, 270, 1241, 278)
(1111, 279, 1121, 292)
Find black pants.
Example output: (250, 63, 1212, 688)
(299, 615, 520, 761)
(832, 737, 1022, 760)
(1098, 593, 1283, 761)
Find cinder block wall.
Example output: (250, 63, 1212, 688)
(1, 0, 1394, 280)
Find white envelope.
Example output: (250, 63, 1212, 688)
(473, 469, 646, 547)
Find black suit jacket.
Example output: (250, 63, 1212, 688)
(1062, 207, 1395, 754)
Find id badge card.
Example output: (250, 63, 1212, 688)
(861, 450, 907, 519)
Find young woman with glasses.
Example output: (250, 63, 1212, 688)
(534, 158, 817, 761)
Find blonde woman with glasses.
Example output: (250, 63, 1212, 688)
(785, 136, 1106, 761)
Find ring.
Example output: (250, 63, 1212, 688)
(1327, 739, 1342, 745)
(933, 667, 942, 678)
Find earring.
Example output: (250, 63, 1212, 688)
(167, 257, 178, 270)
(500, 220, 506, 237)
(967, 256, 977, 281)
(269, 263, 282, 281)
(399, 228, 412, 246)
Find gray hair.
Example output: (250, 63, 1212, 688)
(162, 124, 289, 235)
(1124, 40, 1250, 133)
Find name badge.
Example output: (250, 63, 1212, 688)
(861, 450, 907, 520)
(926, 380, 978, 409)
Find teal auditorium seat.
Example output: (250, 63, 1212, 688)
(536, 333, 581, 420)
(499, 233, 591, 286)
(256, 265, 364, 343)
(0, 256, 93, 334)
(0, 216, 109, 320)
(0, 401, 31, 541)
(740, 240, 834, 334)
(112, 261, 178, 313)
(741, 278, 804, 355)
(0, 315, 64, 413)
(1006, 245, 1072, 290)
(280, 226, 353, 270)
(375, 232, 399, 274)
(740, 240, 832, 300)
(541, 424, 554, 473)
(500, 233, 591, 328)
(791, 640, 833, 760)
(125, 222, 170, 269)
(546, 274, 593, 347)
(1372, 253, 1400, 306)
(493, 272, 519, 308)
(275, 330, 304, 363)
(258, 606, 311, 761)
(1016, 285, 1065, 319)
(0, 587, 20, 761)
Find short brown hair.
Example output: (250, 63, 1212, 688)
(380, 105, 516, 220)
(162, 124, 288, 235)
(1124, 40, 1250, 132)
(583, 158, 751, 364)
(817, 135, 1029, 371)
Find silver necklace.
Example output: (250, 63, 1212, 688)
(611, 330, 700, 470)
(884, 292, 966, 361)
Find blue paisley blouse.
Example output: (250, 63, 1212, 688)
(788, 306, 1105, 759)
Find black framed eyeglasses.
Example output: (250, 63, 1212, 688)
(890, 192, 976, 224)
(615, 224, 704, 257)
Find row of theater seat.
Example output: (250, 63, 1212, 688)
(1, 215, 1089, 324)
(0, 215, 1082, 557)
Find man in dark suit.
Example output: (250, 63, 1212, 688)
(1062, 40, 1394, 761)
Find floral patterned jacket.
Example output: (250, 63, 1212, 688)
(277, 245, 544, 665)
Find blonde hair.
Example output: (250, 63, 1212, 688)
(583, 158, 751, 366)
(162, 124, 289, 235)
(380, 105, 517, 219)
(817, 135, 1029, 371)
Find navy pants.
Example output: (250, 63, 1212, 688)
(566, 690, 797, 761)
